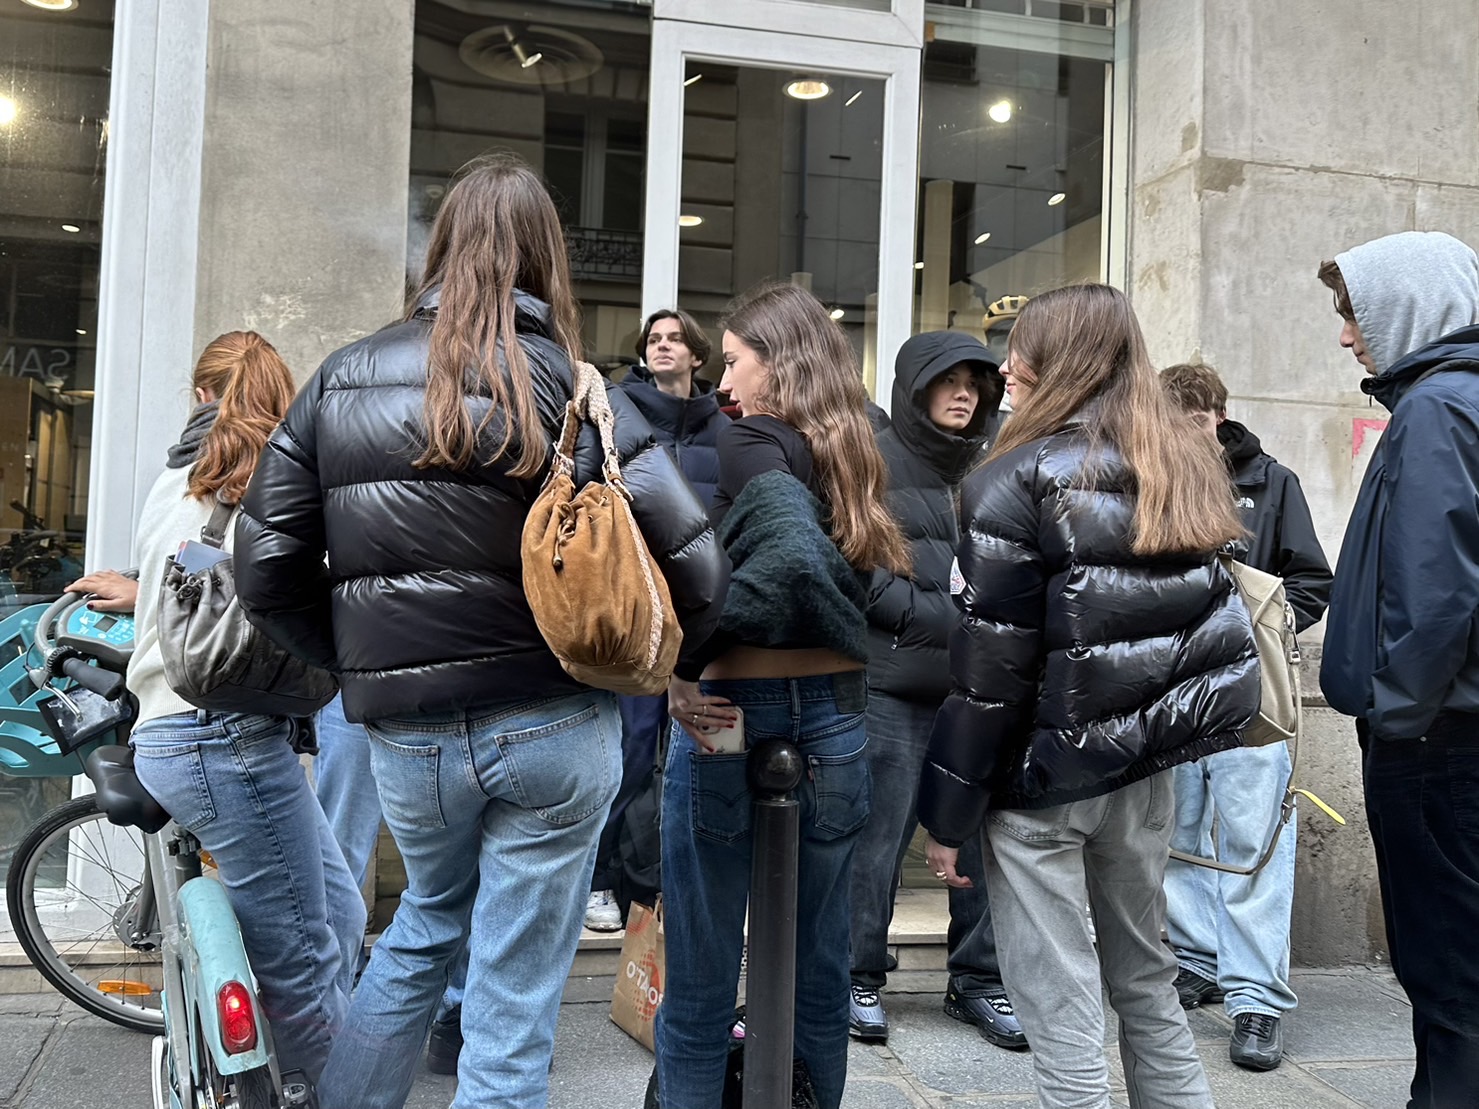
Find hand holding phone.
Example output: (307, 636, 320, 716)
(699, 707, 745, 754)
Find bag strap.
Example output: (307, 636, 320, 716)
(199, 501, 236, 549)
(550, 361, 628, 496)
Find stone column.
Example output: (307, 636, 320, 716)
(1129, 0, 1479, 965)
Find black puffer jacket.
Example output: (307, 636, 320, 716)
(617, 365, 726, 505)
(234, 288, 727, 723)
(918, 422, 1260, 847)
(867, 333, 1001, 701)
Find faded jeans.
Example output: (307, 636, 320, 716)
(983, 773, 1212, 1109)
(131, 711, 365, 1085)
(318, 693, 621, 1109)
(1165, 743, 1298, 1018)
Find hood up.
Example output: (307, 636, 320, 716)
(889, 331, 1003, 482)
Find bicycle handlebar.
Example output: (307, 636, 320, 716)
(60, 656, 126, 701)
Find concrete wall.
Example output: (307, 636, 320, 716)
(1129, 0, 1479, 963)
(193, 0, 414, 382)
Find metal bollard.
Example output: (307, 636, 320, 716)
(743, 739, 804, 1109)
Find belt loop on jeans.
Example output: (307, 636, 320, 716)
(196, 709, 208, 726)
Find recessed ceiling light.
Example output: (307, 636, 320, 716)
(61, 223, 81, 233)
(913, 261, 925, 270)
(0, 96, 16, 126)
(684, 73, 703, 87)
(829, 308, 845, 321)
(844, 90, 862, 107)
(23, 0, 78, 9)
(678, 214, 703, 228)
(75, 328, 86, 335)
(974, 232, 992, 245)
(784, 79, 831, 101)
(1047, 192, 1066, 206)
(988, 100, 1013, 123)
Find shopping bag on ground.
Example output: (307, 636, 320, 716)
(611, 896, 665, 1051)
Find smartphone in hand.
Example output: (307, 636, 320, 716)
(700, 708, 745, 754)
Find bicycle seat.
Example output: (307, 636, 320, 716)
(85, 746, 171, 834)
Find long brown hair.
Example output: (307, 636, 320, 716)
(410, 152, 582, 476)
(187, 331, 295, 504)
(721, 283, 910, 575)
(990, 284, 1242, 556)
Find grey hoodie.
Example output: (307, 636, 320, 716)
(1335, 231, 1479, 373)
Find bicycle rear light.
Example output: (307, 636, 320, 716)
(217, 981, 258, 1054)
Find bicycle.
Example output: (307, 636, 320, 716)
(2, 590, 312, 1108)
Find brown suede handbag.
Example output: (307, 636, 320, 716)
(521, 360, 681, 696)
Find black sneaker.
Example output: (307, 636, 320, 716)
(1229, 1013, 1283, 1071)
(943, 982, 1028, 1050)
(848, 985, 888, 1042)
(426, 1005, 463, 1075)
(1173, 968, 1224, 1010)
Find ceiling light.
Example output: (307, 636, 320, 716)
(1047, 192, 1066, 206)
(61, 223, 81, 233)
(519, 50, 543, 69)
(829, 308, 845, 321)
(678, 214, 703, 228)
(974, 232, 992, 245)
(784, 79, 831, 101)
(844, 90, 862, 107)
(913, 261, 924, 270)
(23, 0, 78, 9)
(988, 100, 1013, 123)
(684, 73, 703, 87)
(75, 328, 86, 335)
(0, 96, 16, 126)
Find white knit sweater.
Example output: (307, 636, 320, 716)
(127, 466, 235, 726)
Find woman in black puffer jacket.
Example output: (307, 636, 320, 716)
(919, 284, 1258, 1109)
(233, 154, 725, 1109)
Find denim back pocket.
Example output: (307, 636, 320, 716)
(365, 732, 445, 830)
(806, 743, 871, 840)
(689, 750, 752, 844)
(495, 703, 615, 827)
(129, 740, 215, 833)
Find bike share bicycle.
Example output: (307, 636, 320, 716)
(1, 589, 311, 1108)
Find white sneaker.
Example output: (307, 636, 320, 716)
(585, 889, 622, 931)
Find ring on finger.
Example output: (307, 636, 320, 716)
(934, 870, 948, 880)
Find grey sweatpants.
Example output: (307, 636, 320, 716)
(982, 772, 1213, 1109)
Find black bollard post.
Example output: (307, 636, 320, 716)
(744, 739, 804, 1109)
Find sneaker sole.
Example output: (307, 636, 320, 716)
(943, 1000, 1029, 1051)
(1230, 1048, 1282, 1072)
(585, 920, 624, 932)
(426, 1048, 460, 1076)
(1179, 990, 1226, 1010)
(848, 1021, 888, 1044)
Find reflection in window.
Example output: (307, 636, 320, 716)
(0, 0, 111, 617)
(408, 1, 652, 371)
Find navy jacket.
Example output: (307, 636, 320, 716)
(1218, 420, 1332, 632)
(867, 333, 1001, 702)
(918, 424, 1259, 845)
(1321, 325, 1479, 738)
(617, 365, 726, 506)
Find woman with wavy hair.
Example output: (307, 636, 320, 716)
(918, 283, 1259, 1107)
(232, 153, 724, 1109)
(657, 282, 910, 1109)
(69, 331, 366, 1087)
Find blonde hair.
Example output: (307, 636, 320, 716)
(992, 284, 1242, 556)
(721, 283, 910, 575)
(188, 331, 295, 504)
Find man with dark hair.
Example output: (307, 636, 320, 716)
(585, 307, 728, 931)
(1317, 231, 1479, 1107)
(1160, 361, 1332, 1072)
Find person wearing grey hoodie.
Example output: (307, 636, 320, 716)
(848, 332, 1021, 1048)
(1318, 230, 1479, 1108)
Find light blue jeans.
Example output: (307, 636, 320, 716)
(317, 693, 621, 1109)
(1164, 743, 1298, 1018)
(656, 673, 870, 1109)
(130, 711, 365, 1084)
(314, 696, 465, 1017)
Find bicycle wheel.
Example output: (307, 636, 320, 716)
(226, 1063, 277, 1109)
(5, 795, 165, 1033)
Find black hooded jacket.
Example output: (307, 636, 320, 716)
(866, 332, 1001, 701)
(616, 365, 727, 506)
(1217, 419, 1332, 632)
(233, 288, 727, 724)
(918, 421, 1260, 845)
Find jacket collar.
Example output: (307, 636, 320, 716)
(412, 285, 557, 340)
(1362, 324, 1479, 413)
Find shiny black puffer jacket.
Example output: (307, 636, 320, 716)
(234, 288, 727, 724)
(918, 425, 1259, 847)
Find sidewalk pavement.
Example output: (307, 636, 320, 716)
(0, 967, 1415, 1108)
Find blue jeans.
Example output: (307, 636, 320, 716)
(314, 696, 466, 1017)
(130, 711, 365, 1084)
(317, 693, 621, 1109)
(1164, 744, 1298, 1018)
(656, 672, 870, 1109)
(850, 691, 999, 992)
